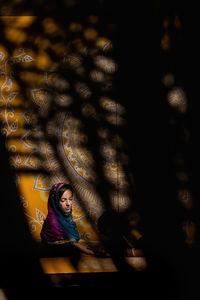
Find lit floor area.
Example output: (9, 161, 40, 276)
(39, 255, 150, 298)
(40, 255, 147, 274)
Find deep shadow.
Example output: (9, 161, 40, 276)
(0, 133, 53, 300)
(118, 1, 200, 299)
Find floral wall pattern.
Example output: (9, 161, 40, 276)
(0, 16, 130, 244)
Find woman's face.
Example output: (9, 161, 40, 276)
(59, 189, 73, 214)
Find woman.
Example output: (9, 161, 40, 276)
(40, 182, 94, 256)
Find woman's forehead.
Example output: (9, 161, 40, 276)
(61, 189, 73, 197)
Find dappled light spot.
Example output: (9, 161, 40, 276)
(45, 71, 70, 91)
(90, 69, 106, 82)
(15, 16, 37, 28)
(31, 88, 53, 116)
(20, 55, 35, 66)
(42, 18, 62, 36)
(99, 97, 125, 114)
(94, 56, 117, 73)
(81, 103, 96, 118)
(88, 15, 99, 25)
(1, 16, 36, 28)
(110, 192, 131, 212)
(34, 35, 51, 51)
(4, 27, 27, 44)
(83, 27, 98, 41)
(100, 143, 116, 159)
(63, 53, 82, 68)
(95, 37, 113, 52)
(162, 73, 175, 87)
(49, 42, 67, 56)
(69, 22, 83, 33)
(176, 171, 189, 183)
(21, 110, 37, 125)
(35, 51, 52, 70)
(55, 94, 72, 107)
(103, 161, 128, 189)
(97, 127, 110, 139)
(182, 220, 196, 245)
(105, 112, 125, 126)
(0, 45, 8, 62)
(6, 138, 33, 155)
(88, 47, 99, 57)
(163, 16, 170, 29)
(0, 106, 29, 138)
(174, 15, 182, 30)
(167, 86, 187, 113)
(70, 38, 88, 55)
(0, 288, 7, 300)
(75, 82, 92, 99)
(177, 188, 193, 210)
(20, 71, 44, 88)
(1, 91, 21, 107)
(9, 152, 41, 170)
(161, 33, 171, 51)
(111, 134, 123, 147)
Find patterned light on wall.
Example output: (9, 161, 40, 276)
(167, 86, 187, 113)
(0, 14, 133, 247)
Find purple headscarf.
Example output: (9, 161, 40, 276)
(40, 182, 80, 244)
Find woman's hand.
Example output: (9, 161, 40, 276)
(73, 242, 94, 255)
